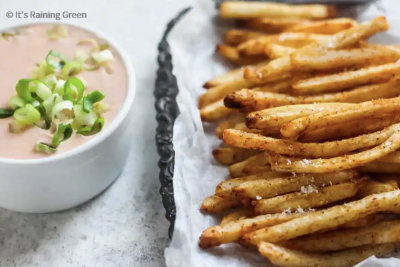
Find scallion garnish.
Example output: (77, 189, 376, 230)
(82, 90, 105, 113)
(16, 79, 36, 103)
(7, 96, 25, 110)
(51, 101, 73, 121)
(61, 61, 82, 79)
(35, 142, 57, 154)
(91, 50, 114, 65)
(64, 77, 84, 102)
(46, 50, 69, 69)
(77, 117, 104, 136)
(0, 108, 15, 119)
(14, 104, 41, 124)
(52, 123, 73, 146)
(36, 104, 51, 130)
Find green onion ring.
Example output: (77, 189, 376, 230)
(77, 117, 104, 136)
(64, 77, 84, 102)
(35, 142, 57, 154)
(82, 90, 105, 113)
(61, 61, 82, 79)
(52, 123, 73, 146)
(46, 50, 69, 69)
(14, 104, 41, 124)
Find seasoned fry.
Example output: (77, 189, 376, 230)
(284, 221, 400, 253)
(215, 114, 244, 139)
(220, 1, 336, 20)
(241, 190, 400, 244)
(264, 44, 296, 59)
(223, 29, 266, 46)
(357, 180, 397, 198)
(286, 18, 357, 34)
(270, 132, 400, 173)
(213, 147, 260, 166)
(198, 212, 306, 249)
(220, 210, 252, 226)
(233, 170, 359, 199)
(258, 242, 397, 267)
(224, 123, 400, 158)
(241, 17, 312, 33)
(201, 195, 241, 214)
(253, 182, 362, 215)
(232, 122, 262, 135)
(341, 214, 387, 229)
(216, 44, 267, 65)
(200, 99, 236, 122)
(372, 174, 400, 188)
(229, 152, 270, 178)
(244, 16, 389, 83)
(215, 170, 290, 198)
(361, 162, 400, 174)
(291, 47, 400, 72)
(292, 62, 400, 95)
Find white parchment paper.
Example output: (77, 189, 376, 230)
(165, 1, 400, 266)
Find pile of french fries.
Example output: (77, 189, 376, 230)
(198, 1, 400, 266)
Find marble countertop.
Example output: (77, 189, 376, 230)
(0, 0, 193, 266)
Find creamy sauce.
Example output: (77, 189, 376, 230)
(0, 24, 128, 159)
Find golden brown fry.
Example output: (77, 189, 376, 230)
(292, 62, 400, 95)
(224, 123, 400, 158)
(361, 162, 400, 174)
(284, 221, 400, 253)
(341, 214, 387, 229)
(241, 17, 312, 33)
(229, 152, 270, 178)
(264, 44, 296, 59)
(241, 190, 400, 244)
(215, 170, 290, 198)
(244, 16, 389, 83)
(253, 182, 362, 215)
(220, 210, 252, 226)
(223, 29, 266, 46)
(201, 195, 241, 214)
(270, 132, 400, 173)
(286, 18, 357, 34)
(213, 147, 260, 166)
(290, 47, 400, 72)
(198, 212, 305, 249)
(258, 242, 397, 267)
(233, 170, 359, 199)
(372, 174, 400, 188)
(220, 1, 336, 20)
(357, 180, 397, 198)
(216, 44, 267, 65)
(232, 122, 262, 135)
(200, 99, 237, 122)
(215, 114, 244, 139)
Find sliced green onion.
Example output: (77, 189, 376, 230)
(43, 93, 62, 116)
(0, 108, 14, 119)
(82, 90, 105, 113)
(64, 77, 84, 102)
(1, 32, 14, 40)
(78, 39, 99, 52)
(61, 61, 82, 79)
(92, 102, 110, 115)
(92, 50, 114, 64)
(46, 50, 69, 70)
(14, 104, 41, 124)
(73, 105, 96, 126)
(99, 43, 110, 51)
(52, 123, 73, 146)
(54, 80, 66, 96)
(41, 74, 58, 89)
(16, 79, 36, 103)
(7, 96, 25, 110)
(35, 82, 52, 101)
(47, 25, 68, 40)
(16, 79, 52, 102)
(51, 100, 73, 121)
(36, 104, 51, 130)
(9, 120, 29, 133)
(31, 100, 40, 108)
(77, 117, 104, 136)
(31, 61, 53, 80)
(74, 51, 90, 63)
(35, 142, 57, 154)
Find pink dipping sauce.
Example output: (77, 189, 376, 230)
(0, 24, 128, 159)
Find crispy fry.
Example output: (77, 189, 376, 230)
(291, 47, 400, 72)
(223, 30, 266, 46)
(229, 152, 270, 178)
(284, 221, 400, 253)
(224, 123, 400, 158)
(216, 44, 267, 65)
(200, 99, 236, 122)
(232, 122, 262, 135)
(264, 44, 296, 59)
(220, 1, 336, 20)
(241, 190, 400, 244)
(357, 180, 397, 198)
(215, 114, 245, 139)
(286, 18, 357, 34)
(372, 174, 400, 188)
(244, 16, 389, 83)
(253, 182, 362, 215)
(361, 162, 400, 174)
(341, 214, 387, 229)
(198, 212, 305, 249)
(292, 62, 400, 95)
(220, 210, 252, 226)
(215, 170, 290, 198)
(233, 170, 359, 199)
(213, 147, 260, 166)
(258, 242, 397, 267)
(201, 195, 241, 214)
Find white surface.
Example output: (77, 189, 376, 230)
(165, 0, 400, 266)
(0, 0, 193, 266)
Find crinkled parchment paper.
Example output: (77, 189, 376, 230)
(165, 1, 400, 266)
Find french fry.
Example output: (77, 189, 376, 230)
(240, 190, 400, 244)
(258, 242, 397, 267)
(213, 147, 260, 166)
(232, 122, 262, 135)
(220, 1, 336, 20)
(233, 170, 359, 199)
(223, 29, 266, 46)
(286, 18, 358, 34)
(264, 44, 296, 59)
(229, 152, 270, 178)
(284, 221, 400, 253)
(198, 212, 306, 249)
(200, 99, 236, 122)
(253, 181, 362, 215)
(244, 16, 389, 83)
(280, 97, 400, 139)
(357, 180, 397, 198)
(216, 44, 267, 65)
(372, 174, 400, 188)
(361, 162, 400, 174)
(292, 62, 400, 95)
(290, 46, 400, 72)
(224, 123, 400, 158)
(201, 195, 241, 214)
(215, 170, 290, 198)
(246, 103, 355, 130)
(270, 132, 400, 173)
(341, 214, 387, 229)
(220, 210, 252, 226)
(215, 114, 244, 139)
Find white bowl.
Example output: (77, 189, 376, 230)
(0, 22, 136, 213)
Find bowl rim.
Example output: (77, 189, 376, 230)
(0, 21, 136, 165)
